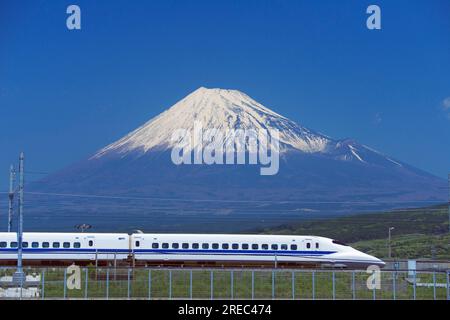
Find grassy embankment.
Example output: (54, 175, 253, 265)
(256, 205, 449, 260)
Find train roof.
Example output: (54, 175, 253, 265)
(0, 232, 331, 241)
(0, 232, 129, 237)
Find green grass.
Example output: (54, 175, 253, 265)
(351, 233, 450, 260)
(2, 267, 447, 300)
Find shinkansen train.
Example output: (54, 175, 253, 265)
(0, 232, 385, 268)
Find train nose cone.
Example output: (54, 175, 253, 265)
(364, 253, 385, 268)
(373, 258, 386, 268)
(354, 250, 385, 267)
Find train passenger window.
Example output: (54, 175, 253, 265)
(232, 243, 239, 249)
(271, 244, 278, 250)
(135, 241, 140, 247)
(315, 243, 319, 249)
(53, 242, 60, 248)
(212, 243, 219, 249)
(172, 243, 179, 249)
(192, 243, 199, 249)
(42, 242, 49, 248)
(88, 240, 93, 247)
(162, 243, 169, 249)
(242, 244, 249, 250)
(262, 244, 268, 250)
(63, 242, 70, 248)
(22, 242, 29, 248)
(182, 243, 189, 249)
(222, 243, 229, 249)
(306, 243, 311, 249)
(202, 243, 209, 249)
(32, 242, 39, 248)
(74, 242, 81, 248)
(281, 244, 288, 250)
(10, 242, 18, 248)
(252, 244, 258, 250)
(290, 244, 297, 250)
(0, 242, 6, 248)
(152, 243, 159, 249)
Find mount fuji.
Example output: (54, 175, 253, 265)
(31, 87, 446, 232)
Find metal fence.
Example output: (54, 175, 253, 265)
(0, 267, 449, 300)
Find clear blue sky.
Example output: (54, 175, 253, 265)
(0, 0, 449, 190)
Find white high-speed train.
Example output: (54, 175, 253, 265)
(0, 232, 385, 268)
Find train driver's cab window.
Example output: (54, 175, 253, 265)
(162, 243, 169, 249)
(232, 243, 239, 249)
(281, 244, 288, 250)
(182, 243, 189, 249)
(242, 244, 249, 250)
(315, 243, 319, 249)
(212, 243, 219, 249)
(74, 242, 81, 248)
(63, 242, 70, 248)
(252, 244, 258, 250)
(192, 243, 199, 249)
(262, 244, 269, 250)
(290, 244, 297, 250)
(42, 242, 49, 248)
(10, 242, 18, 248)
(222, 243, 229, 249)
(152, 243, 159, 249)
(332, 240, 349, 246)
(202, 243, 209, 249)
(88, 240, 93, 247)
(306, 243, 311, 249)
(53, 242, 60, 248)
(22, 242, 29, 248)
(32, 242, 39, 248)
(0, 242, 6, 248)
(135, 241, 140, 247)
(172, 243, 179, 249)
(271, 244, 278, 250)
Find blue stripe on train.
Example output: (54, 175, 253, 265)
(0, 248, 336, 256)
(134, 249, 336, 255)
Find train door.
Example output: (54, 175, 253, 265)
(302, 239, 313, 251)
(131, 235, 144, 263)
(132, 236, 144, 251)
(84, 236, 95, 248)
(84, 235, 96, 260)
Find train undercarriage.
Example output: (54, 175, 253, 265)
(0, 257, 351, 269)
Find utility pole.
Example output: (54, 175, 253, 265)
(13, 152, 25, 284)
(388, 227, 394, 259)
(7, 165, 15, 232)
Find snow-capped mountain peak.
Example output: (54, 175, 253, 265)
(90, 87, 405, 170)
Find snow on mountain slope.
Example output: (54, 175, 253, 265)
(92, 87, 333, 158)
